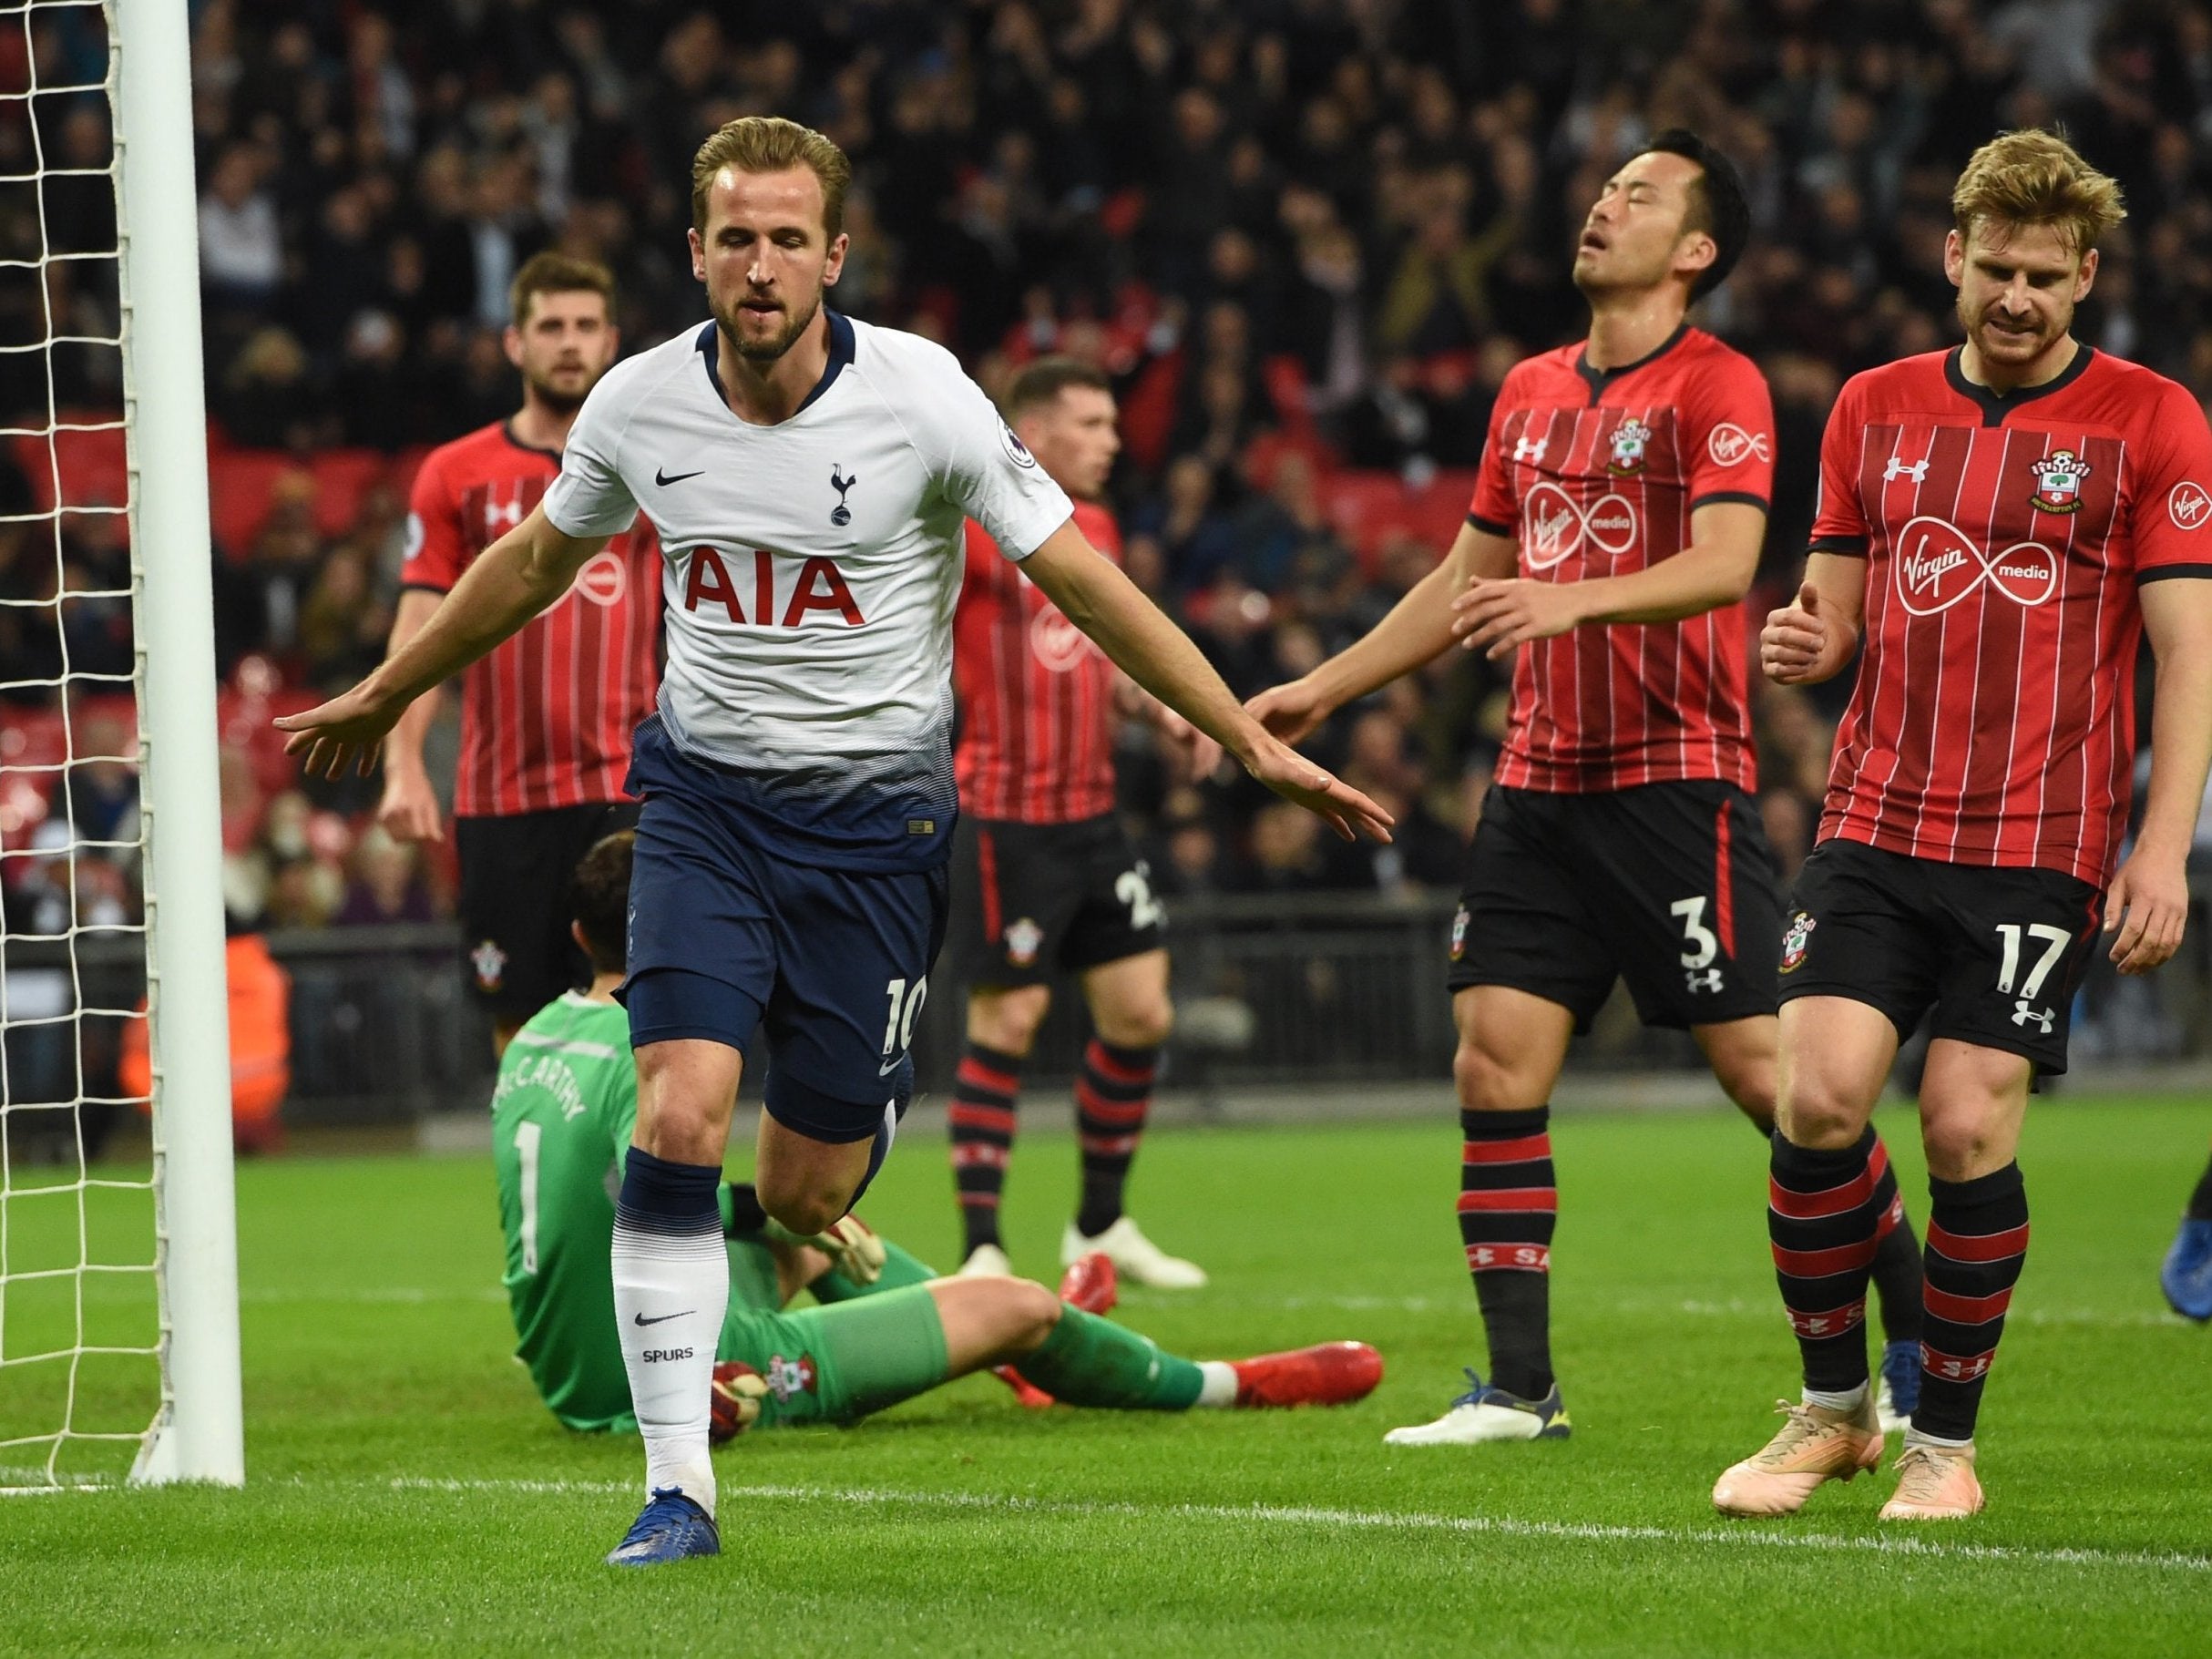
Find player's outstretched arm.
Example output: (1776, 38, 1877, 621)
(2106, 579, 2212, 975)
(1451, 500, 1766, 659)
(1758, 552, 1865, 687)
(1248, 521, 1516, 743)
(277, 505, 609, 778)
(1022, 522, 1393, 842)
(375, 589, 446, 842)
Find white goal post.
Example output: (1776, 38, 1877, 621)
(113, 0, 242, 1488)
(0, 0, 241, 1490)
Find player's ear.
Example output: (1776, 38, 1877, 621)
(502, 325, 525, 370)
(2074, 246, 2099, 302)
(688, 226, 707, 285)
(1941, 228, 1965, 288)
(822, 230, 849, 288)
(570, 920, 590, 955)
(1676, 228, 1716, 288)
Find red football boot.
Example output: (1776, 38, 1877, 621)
(992, 1365, 1056, 1408)
(1057, 1250, 1119, 1316)
(1231, 1341, 1384, 1408)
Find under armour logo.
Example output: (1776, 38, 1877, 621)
(830, 464, 858, 527)
(1884, 456, 1930, 485)
(1685, 968, 1725, 994)
(1513, 434, 1547, 465)
(2012, 999, 2053, 1034)
(484, 493, 524, 531)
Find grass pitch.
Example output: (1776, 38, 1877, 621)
(4, 1094, 2210, 1655)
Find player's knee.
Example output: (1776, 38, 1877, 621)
(1776, 1076, 1869, 1150)
(755, 1174, 848, 1239)
(1095, 996, 1172, 1050)
(969, 986, 1050, 1056)
(1920, 1107, 2007, 1182)
(1454, 1040, 1533, 1111)
(1006, 1278, 1062, 1347)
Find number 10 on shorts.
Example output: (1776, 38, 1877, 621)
(882, 975, 929, 1058)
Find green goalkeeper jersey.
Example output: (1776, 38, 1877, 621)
(491, 993, 655, 1432)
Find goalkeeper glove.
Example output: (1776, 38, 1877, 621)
(764, 1212, 887, 1286)
(710, 1361, 768, 1443)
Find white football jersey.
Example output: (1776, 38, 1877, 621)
(544, 312, 1072, 863)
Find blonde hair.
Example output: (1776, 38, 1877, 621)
(1952, 129, 2125, 256)
(691, 116, 852, 239)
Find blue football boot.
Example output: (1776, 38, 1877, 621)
(2160, 1216, 2212, 1323)
(1876, 1337, 1920, 1432)
(605, 1487, 720, 1567)
(1382, 1369, 1571, 1444)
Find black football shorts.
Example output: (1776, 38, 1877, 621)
(1447, 780, 1783, 1031)
(456, 799, 640, 1024)
(944, 814, 1166, 990)
(1777, 837, 2104, 1074)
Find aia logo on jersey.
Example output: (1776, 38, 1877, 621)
(2026, 449, 2091, 514)
(1778, 911, 1816, 974)
(1523, 482, 1637, 569)
(829, 464, 858, 527)
(1706, 423, 1771, 467)
(1029, 603, 1096, 672)
(571, 550, 627, 608)
(1606, 417, 1653, 476)
(683, 546, 865, 628)
(1894, 517, 2058, 616)
(2168, 480, 2212, 531)
(764, 1351, 817, 1402)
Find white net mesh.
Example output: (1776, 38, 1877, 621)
(0, 0, 163, 1490)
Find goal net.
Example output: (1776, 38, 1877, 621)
(1, 0, 241, 1490)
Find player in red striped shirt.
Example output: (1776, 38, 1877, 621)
(1715, 132, 2212, 1522)
(378, 252, 661, 1055)
(944, 357, 1215, 1288)
(1254, 131, 1926, 1446)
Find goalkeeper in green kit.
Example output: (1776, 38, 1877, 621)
(492, 832, 1382, 1438)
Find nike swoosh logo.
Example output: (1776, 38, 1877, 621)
(655, 466, 704, 486)
(879, 1057, 906, 1077)
(632, 1309, 693, 1326)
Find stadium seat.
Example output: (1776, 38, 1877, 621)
(206, 451, 311, 562)
(306, 450, 391, 540)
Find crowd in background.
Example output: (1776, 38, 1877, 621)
(5, 0, 2209, 939)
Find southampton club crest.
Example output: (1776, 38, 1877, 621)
(470, 938, 507, 993)
(1606, 417, 1653, 476)
(1778, 911, 1817, 975)
(1005, 917, 1044, 968)
(2028, 449, 2090, 514)
(1449, 906, 1470, 962)
(764, 1351, 818, 1403)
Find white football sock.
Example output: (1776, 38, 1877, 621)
(1193, 1361, 1238, 1408)
(1803, 1382, 1869, 1414)
(612, 1213, 728, 1512)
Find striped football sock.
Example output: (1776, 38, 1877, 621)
(1458, 1105, 1557, 1400)
(948, 1042, 1022, 1254)
(1914, 1163, 2029, 1443)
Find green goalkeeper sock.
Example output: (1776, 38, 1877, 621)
(810, 1239, 936, 1303)
(1012, 1306, 1204, 1410)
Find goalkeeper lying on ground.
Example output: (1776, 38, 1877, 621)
(492, 831, 1381, 1437)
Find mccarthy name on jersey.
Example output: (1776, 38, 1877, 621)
(543, 312, 1073, 867)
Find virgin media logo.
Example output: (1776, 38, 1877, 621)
(1521, 481, 1638, 569)
(1892, 516, 2057, 616)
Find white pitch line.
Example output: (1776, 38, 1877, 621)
(384, 1476, 2211, 1575)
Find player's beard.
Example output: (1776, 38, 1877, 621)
(720, 287, 823, 364)
(1961, 294, 2070, 368)
(522, 370, 590, 416)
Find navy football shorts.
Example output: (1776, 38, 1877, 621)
(620, 718, 948, 1143)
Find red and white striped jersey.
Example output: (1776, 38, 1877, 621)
(1468, 325, 1776, 794)
(1808, 346, 2212, 885)
(400, 421, 661, 818)
(953, 498, 1120, 823)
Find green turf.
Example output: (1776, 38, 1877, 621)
(4, 1096, 2210, 1656)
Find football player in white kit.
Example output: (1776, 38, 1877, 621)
(279, 117, 1391, 1568)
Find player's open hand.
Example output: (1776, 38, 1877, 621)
(377, 766, 444, 844)
(1157, 707, 1225, 783)
(1243, 732, 1395, 843)
(1761, 581, 1829, 684)
(274, 681, 405, 780)
(2104, 845, 2190, 975)
(1244, 679, 1331, 745)
(1451, 578, 1585, 660)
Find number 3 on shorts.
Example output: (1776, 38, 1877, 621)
(1671, 896, 1719, 968)
(881, 975, 928, 1059)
